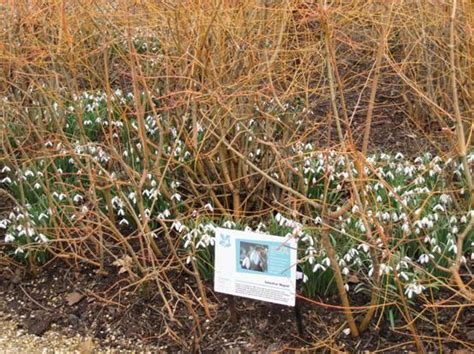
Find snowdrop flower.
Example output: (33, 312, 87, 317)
(439, 194, 451, 205)
(1, 166, 11, 173)
(357, 243, 370, 253)
(404, 282, 425, 299)
(73, 194, 83, 203)
(368, 266, 374, 277)
(1, 177, 12, 184)
(0, 219, 9, 229)
(38, 213, 49, 221)
(401, 223, 410, 234)
(314, 216, 323, 225)
(418, 253, 432, 264)
(432, 204, 444, 212)
(5, 233, 15, 243)
(53, 192, 67, 201)
(312, 263, 326, 272)
(395, 152, 404, 160)
(171, 221, 187, 233)
(24, 170, 34, 177)
(379, 263, 392, 275)
(128, 192, 137, 204)
(222, 220, 236, 229)
(119, 219, 129, 226)
(399, 272, 409, 281)
(171, 193, 181, 202)
(38, 233, 49, 243)
(204, 203, 214, 212)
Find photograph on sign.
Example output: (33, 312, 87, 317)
(214, 227, 297, 306)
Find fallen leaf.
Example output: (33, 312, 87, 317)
(65, 291, 85, 306)
(348, 274, 360, 284)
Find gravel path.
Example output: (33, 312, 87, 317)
(0, 310, 96, 353)
(0, 302, 165, 353)
(0, 294, 92, 353)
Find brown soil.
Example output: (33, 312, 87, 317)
(0, 262, 472, 352)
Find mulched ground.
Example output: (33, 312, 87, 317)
(0, 261, 472, 353)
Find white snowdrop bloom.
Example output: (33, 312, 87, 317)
(171, 193, 181, 202)
(344, 283, 349, 291)
(1, 177, 12, 184)
(404, 282, 425, 299)
(204, 203, 214, 212)
(414, 176, 425, 185)
(312, 263, 326, 272)
(128, 192, 137, 204)
(352, 205, 359, 213)
(448, 241, 457, 254)
(5, 233, 15, 243)
(275, 213, 284, 225)
(399, 272, 409, 281)
(38, 213, 48, 221)
(0, 219, 9, 229)
(379, 263, 392, 275)
(24, 170, 34, 177)
(439, 194, 451, 205)
(45, 140, 53, 148)
(53, 192, 67, 201)
(222, 220, 236, 229)
(368, 266, 374, 277)
(433, 204, 444, 212)
(342, 267, 349, 275)
(119, 219, 129, 226)
(358, 243, 370, 253)
(314, 216, 323, 225)
(73, 194, 83, 203)
(395, 152, 404, 160)
(376, 195, 383, 203)
(80, 205, 89, 214)
(449, 216, 457, 224)
(418, 254, 431, 264)
(432, 245, 442, 253)
(171, 221, 187, 233)
(38, 233, 49, 243)
(451, 226, 459, 234)
(322, 257, 331, 267)
(460, 216, 467, 224)
(1, 166, 11, 173)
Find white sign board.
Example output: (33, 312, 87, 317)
(214, 227, 297, 306)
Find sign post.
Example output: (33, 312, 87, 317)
(214, 227, 297, 307)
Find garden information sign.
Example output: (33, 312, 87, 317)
(214, 227, 297, 306)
